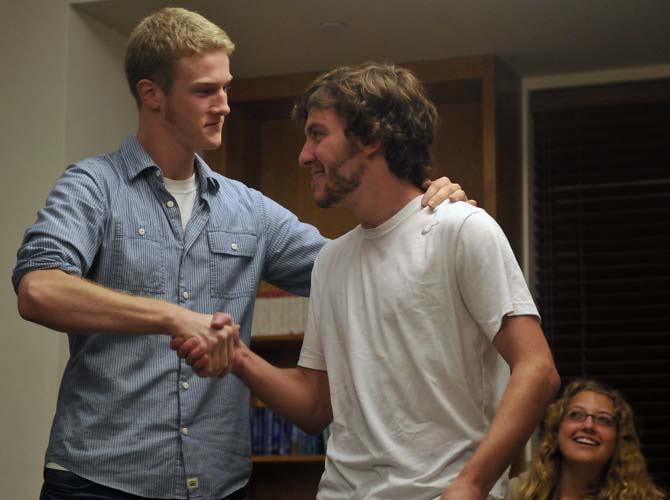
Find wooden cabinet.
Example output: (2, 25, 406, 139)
(247, 458, 324, 500)
(202, 55, 521, 499)
(246, 334, 326, 500)
(204, 55, 522, 250)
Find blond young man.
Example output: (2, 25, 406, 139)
(180, 63, 560, 500)
(13, 9, 465, 500)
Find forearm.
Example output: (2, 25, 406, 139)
(17, 269, 179, 335)
(455, 358, 560, 495)
(234, 342, 332, 434)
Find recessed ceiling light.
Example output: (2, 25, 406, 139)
(319, 21, 350, 33)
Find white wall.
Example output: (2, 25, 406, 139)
(1, 2, 70, 496)
(0, 2, 134, 497)
(65, 7, 137, 163)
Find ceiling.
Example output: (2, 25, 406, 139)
(72, 0, 670, 79)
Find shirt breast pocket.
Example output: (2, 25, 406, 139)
(111, 221, 166, 296)
(208, 230, 258, 298)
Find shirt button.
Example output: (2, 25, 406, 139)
(138, 228, 146, 236)
(182, 291, 189, 300)
(186, 477, 199, 490)
(167, 200, 175, 208)
(231, 243, 239, 251)
(155, 170, 161, 177)
(181, 427, 189, 435)
(182, 382, 189, 390)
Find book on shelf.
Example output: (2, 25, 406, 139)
(250, 404, 326, 456)
(251, 290, 309, 337)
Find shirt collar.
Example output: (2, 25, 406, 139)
(119, 136, 157, 180)
(194, 154, 221, 194)
(119, 136, 220, 194)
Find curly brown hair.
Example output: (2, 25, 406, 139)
(292, 62, 438, 189)
(518, 379, 666, 500)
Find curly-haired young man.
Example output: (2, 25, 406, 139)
(182, 62, 560, 500)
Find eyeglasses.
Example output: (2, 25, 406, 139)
(565, 408, 617, 428)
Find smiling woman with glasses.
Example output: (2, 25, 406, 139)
(507, 379, 666, 500)
(563, 407, 617, 428)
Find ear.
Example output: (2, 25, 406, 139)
(136, 79, 164, 111)
(360, 138, 382, 158)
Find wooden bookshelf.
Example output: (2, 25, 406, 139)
(250, 333, 304, 344)
(246, 333, 326, 499)
(249, 332, 304, 368)
(247, 460, 325, 500)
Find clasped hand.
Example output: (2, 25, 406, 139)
(170, 311, 240, 377)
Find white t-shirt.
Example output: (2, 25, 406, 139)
(163, 173, 198, 230)
(298, 196, 539, 500)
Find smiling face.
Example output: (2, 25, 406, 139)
(298, 108, 366, 208)
(161, 51, 232, 152)
(558, 390, 618, 470)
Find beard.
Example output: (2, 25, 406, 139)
(164, 98, 191, 149)
(314, 141, 366, 208)
(164, 97, 212, 150)
(165, 97, 181, 131)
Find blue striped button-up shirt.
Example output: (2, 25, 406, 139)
(12, 136, 326, 499)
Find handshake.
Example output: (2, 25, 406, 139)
(169, 311, 241, 378)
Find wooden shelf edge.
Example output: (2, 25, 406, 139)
(250, 333, 304, 343)
(252, 454, 325, 463)
(230, 56, 501, 102)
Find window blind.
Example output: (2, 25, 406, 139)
(532, 79, 670, 488)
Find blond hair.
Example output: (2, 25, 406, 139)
(519, 379, 666, 500)
(125, 7, 235, 107)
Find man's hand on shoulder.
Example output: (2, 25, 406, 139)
(421, 176, 477, 209)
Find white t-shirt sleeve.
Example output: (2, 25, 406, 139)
(454, 210, 539, 342)
(297, 255, 327, 370)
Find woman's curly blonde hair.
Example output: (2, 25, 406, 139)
(518, 379, 666, 500)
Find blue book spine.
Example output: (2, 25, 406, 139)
(271, 412, 282, 455)
(263, 407, 273, 455)
(291, 425, 300, 455)
(253, 406, 264, 454)
(321, 424, 331, 454)
(249, 408, 256, 454)
(282, 419, 293, 455)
